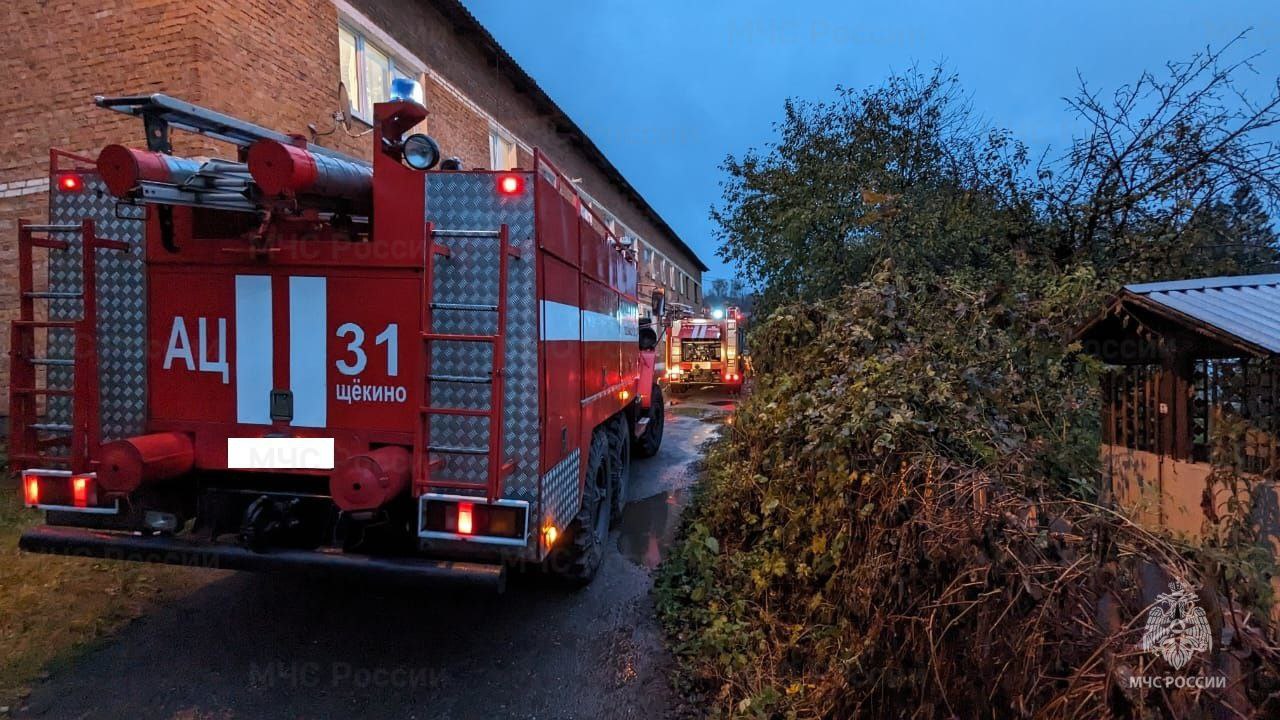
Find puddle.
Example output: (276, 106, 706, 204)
(708, 400, 735, 407)
(617, 489, 688, 569)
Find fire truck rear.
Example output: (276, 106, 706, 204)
(663, 308, 746, 394)
(9, 88, 667, 590)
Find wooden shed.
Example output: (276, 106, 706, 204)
(1075, 274, 1280, 539)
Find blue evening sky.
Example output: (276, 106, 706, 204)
(462, 0, 1280, 283)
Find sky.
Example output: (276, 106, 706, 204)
(462, 0, 1280, 283)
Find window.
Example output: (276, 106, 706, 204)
(490, 129, 517, 170)
(339, 24, 415, 122)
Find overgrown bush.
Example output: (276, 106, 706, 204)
(657, 269, 1279, 718)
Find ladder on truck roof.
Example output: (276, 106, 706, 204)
(8, 219, 128, 472)
(416, 223, 522, 503)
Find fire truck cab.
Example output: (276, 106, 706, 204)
(663, 307, 747, 394)
(9, 88, 668, 591)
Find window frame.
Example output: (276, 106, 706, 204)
(489, 127, 518, 170)
(340, 23, 413, 125)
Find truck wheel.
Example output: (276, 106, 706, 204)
(607, 415, 631, 526)
(549, 430, 612, 587)
(631, 383, 664, 458)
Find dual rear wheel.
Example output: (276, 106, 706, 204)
(549, 385, 663, 586)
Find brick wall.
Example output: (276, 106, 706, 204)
(0, 0, 702, 415)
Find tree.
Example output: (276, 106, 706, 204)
(1043, 33, 1280, 280)
(715, 37, 1280, 306)
(712, 66, 1036, 309)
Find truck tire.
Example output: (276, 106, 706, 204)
(607, 414, 631, 526)
(631, 383, 664, 458)
(549, 429, 612, 586)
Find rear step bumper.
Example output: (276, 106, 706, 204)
(19, 525, 507, 592)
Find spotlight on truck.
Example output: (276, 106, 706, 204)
(401, 133, 441, 170)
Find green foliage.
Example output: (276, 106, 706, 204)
(658, 273, 1279, 718)
(668, 38, 1280, 719)
(716, 42, 1280, 312)
(714, 67, 1037, 310)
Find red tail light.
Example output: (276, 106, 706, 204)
(24, 475, 40, 506)
(57, 173, 84, 192)
(72, 476, 90, 507)
(496, 174, 524, 196)
(457, 502, 474, 535)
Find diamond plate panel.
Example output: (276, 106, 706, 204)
(541, 448, 581, 535)
(46, 176, 146, 443)
(424, 173, 539, 503)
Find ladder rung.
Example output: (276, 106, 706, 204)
(30, 358, 75, 367)
(425, 480, 488, 490)
(431, 302, 498, 312)
(427, 374, 491, 384)
(433, 229, 501, 238)
(507, 246, 523, 259)
(32, 239, 71, 250)
(96, 239, 131, 252)
(31, 423, 73, 432)
(428, 445, 489, 456)
(501, 461, 516, 475)
(432, 245, 452, 257)
(26, 224, 80, 233)
(421, 406, 491, 417)
(24, 291, 82, 299)
(12, 387, 74, 396)
(13, 320, 77, 328)
(422, 332, 497, 343)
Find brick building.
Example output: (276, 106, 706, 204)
(0, 0, 707, 414)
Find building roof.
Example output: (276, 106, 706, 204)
(431, 0, 709, 273)
(1122, 274, 1280, 354)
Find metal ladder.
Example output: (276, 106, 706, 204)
(415, 223, 521, 503)
(8, 219, 128, 472)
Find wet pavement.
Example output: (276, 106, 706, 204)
(616, 387, 731, 570)
(14, 389, 733, 720)
(616, 489, 689, 570)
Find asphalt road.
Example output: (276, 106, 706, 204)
(16, 390, 733, 720)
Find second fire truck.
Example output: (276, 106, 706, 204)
(663, 307, 747, 394)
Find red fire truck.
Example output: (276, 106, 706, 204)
(663, 307, 746, 394)
(10, 89, 668, 590)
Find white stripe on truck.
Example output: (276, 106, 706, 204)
(540, 300, 634, 343)
(234, 275, 273, 425)
(540, 300, 581, 341)
(289, 276, 328, 427)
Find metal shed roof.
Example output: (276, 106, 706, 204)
(1122, 274, 1280, 354)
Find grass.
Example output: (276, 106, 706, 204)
(0, 457, 214, 709)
